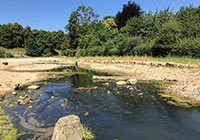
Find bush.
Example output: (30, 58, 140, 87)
(86, 46, 106, 56)
(134, 40, 154, 56)
(0, 49, 5, 58)
(76, 49, 87, 57)
(63, 49, 76, 57)
(5, 53, 14, 58)
(103, 39, 119, 56)
(117, 36, 143, 56)
(173, 38, 200, 57)
(152, 18, 181, 57)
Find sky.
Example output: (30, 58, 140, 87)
(0, 0, 199, 31)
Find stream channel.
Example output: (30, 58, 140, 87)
(1, 66, 200, 140)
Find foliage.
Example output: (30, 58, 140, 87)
(65, 5, 99, 50)
(1, 4, 200, 58)
(176, 5, 200, 38)
(24, 30, 57, 56)
(173, 38, 200, 57)
(116, 1, 143, 29)
(81, 124, 94, 140)
(120, 17, 142, 36)
(152, 18, 181, 57)
(0, 49, 5, 58)
(134, 40, 155, 56)
(101, 17, 118, 37)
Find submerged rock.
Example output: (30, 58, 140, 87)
(27, 105, 33, 110)
(28, 85, 40, 90)
(51, 96, 55, 99)
(84, 112, 89, 116)
(51, 115, 83, 140)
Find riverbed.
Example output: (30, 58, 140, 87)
(0, 66, 200, 140)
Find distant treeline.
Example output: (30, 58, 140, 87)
(0, 1, 200, 57)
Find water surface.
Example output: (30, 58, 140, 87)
(0, 67, 200, 140)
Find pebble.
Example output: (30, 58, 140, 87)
(51, 96, 55, 99)
(138, 93, 143, 96)
(84, 112, 89, 116)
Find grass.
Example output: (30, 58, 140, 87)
(0, 47, 26, 54)
(64, 56, 200, 66)
(81, 124, 94, 140)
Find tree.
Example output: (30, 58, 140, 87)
(11, 22, 24, 48)
(65, 6, 99, 50)
(176, 5, 200, 38)
(120, 17, 142, 36)
(101, 17, 118, 37)
(116, 1, 143, 29)
(0, 23, 13, 48)
(152, 18, 181, 57)
(52, 30, 65, 50)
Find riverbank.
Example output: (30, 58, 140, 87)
(0, 58, 74, 95)
(76, 58, 200, 108)
(0, 57, 200, 108)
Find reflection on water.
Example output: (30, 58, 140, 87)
(0, 67, 200, 140)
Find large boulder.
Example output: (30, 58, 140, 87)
(51, 115, 83, 140)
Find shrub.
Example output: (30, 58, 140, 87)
(134, 40, 155, 56)
(173, 38, 200, 57)
(0, 49, 5, 58)
(87, 46, 106, 56)
(76, 49, 87, 57)
(5, 53, 14, 58)
(152, 18, 181, 57)
(117, 36, 143, 56)
(63, 49, 76, 57)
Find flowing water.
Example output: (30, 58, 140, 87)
(0, 66, 200, 140)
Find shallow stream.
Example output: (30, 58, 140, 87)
(0, 66, 200, 140)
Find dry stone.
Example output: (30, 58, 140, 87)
(51, 115, 83, 140)
(127, 79, 137, 85)
(28, 85, 40, 90)
(116, 81, 127, 86)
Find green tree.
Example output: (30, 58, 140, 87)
(65, 5, 99, 50)
(152, 18, 181, 57)
(101, 17, 118, 37)
(176, 5, 200, 38)
(0, 23, 13, 48)
(52, 30, 65, 50)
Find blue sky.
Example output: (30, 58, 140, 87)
(0, 0, 199, 31)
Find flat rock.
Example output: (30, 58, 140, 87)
(127, 79, 137, 85)
(116, 81, 127, 86)
(28, 85, 40, 90)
